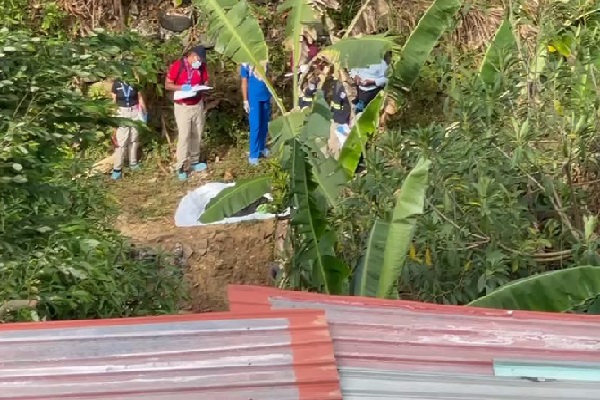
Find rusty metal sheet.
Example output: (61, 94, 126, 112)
(227, 285, 600, 374)
(0, 310, 342, 400)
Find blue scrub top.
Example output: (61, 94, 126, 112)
(240, 63, 271, 102)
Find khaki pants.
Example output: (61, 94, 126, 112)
(174, 100, 205, 170)
(113, 106, 140, 170)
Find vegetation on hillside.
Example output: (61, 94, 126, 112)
(201, 0, 600, 312)
(2, 0, 600, 322)
(0, 10, 186, 322)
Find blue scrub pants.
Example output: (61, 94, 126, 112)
(248, 99, 271, 160)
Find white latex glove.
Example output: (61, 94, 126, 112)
(299, 64, 309, 74)
(243, 100, 250, 113)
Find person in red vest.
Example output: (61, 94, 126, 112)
(165, 46, 209, 181)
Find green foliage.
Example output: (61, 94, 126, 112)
(198, 0, 459, 297)
(338, 1, 600, 307)
(0, 28, 184, 322)
(321, 34, 396, 69)
(195, 0, 272, 98)
(200, 176, 273, 223)
(288, 139, 349, 294)
(353, 158, 431, 298)
(1, 0, 67, 35)
(339, 91, 384, 176)
(389, 0, 463, 92)
(479, 19, 517, 85)
(270, 110, 309, 152)
(277, 0, 319, 107)
(469, 266, 600, 312)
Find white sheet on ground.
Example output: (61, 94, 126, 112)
(174, 182, 289, 227)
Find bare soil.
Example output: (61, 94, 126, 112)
(109, 145, 275, 312)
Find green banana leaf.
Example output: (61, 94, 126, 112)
(270, 110, 307, 153)
(352, 158, 431, 298)
(298, 91, 332, 149)
(479, 19, 517, 85)
(289, 138, 344, 294)
(468, 265, 600, 312)
(199, 176, 272, 223)
(195, 0, 289, 112)
(299, 92, 350, 209)
(309, 154, 349, 210)
(390, 0, 463, 92)
(338, 91, 384, 176)
(195, 0, 267, 66)
(277, 0, 319, 106)
(320, 34, 397, 69)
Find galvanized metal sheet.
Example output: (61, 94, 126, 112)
(339, 367, 600, 399)
(228, 285, 600, 375)
(0, 310, 342, 400)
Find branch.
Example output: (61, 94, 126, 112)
(493, 144, 581, 240)
(429, 199, 573, 260)
(342, 0, 373, 39)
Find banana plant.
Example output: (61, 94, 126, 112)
(388, 0, 464, 96)
(338, 91, 384, 176)
(277, 0, 320, 108)
(194, 0, 393, 218)
(479, 18, 517, 86)
(469, 265, 600, 313)
(352, 158, 431, 299)
(287, 137, 349, 294)
(198, 0, 284, 111)
(320, 34, 397, 69)
(194, 0, 457, 295)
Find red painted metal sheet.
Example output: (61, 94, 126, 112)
(0, 310, 342, 400)
(228, 285, 600, 374)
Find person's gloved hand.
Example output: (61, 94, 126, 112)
(243, 100, 250, 113)
(181, 84, 192, 92)
(299, 64, 309, 74)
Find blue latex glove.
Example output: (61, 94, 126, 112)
(181, 84, 192, 92)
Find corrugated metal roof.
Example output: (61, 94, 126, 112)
(228, 285, 600, 397)
(339, 368, 600, 399)
(0, 310, 342, 400)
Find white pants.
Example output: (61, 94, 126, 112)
(113, 106, 140, 170)
(174, 100, 205, 170)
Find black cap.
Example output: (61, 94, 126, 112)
(189, 45, 206, 61)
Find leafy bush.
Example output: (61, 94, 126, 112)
(337, 5, 600, 305)
(0, 28, 185, 322)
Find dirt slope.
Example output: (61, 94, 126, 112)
(109, 150, 275, 312)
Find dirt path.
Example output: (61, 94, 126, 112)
(109, 147, 275, 312)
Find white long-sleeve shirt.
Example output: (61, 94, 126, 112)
(350, 59, 389, 91)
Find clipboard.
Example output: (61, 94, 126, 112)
(173, 85, 213, 101)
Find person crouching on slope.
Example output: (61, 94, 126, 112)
(165, 45, 209, 181)
(110, 76, 146, 180)
(240, 61, 272, 165)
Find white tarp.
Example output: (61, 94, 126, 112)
(174, 182, 287, 227)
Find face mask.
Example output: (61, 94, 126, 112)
(191, 60, 202, 69)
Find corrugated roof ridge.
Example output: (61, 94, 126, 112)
(227, 284, 600, 323)
(1, 308, 343, 400)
